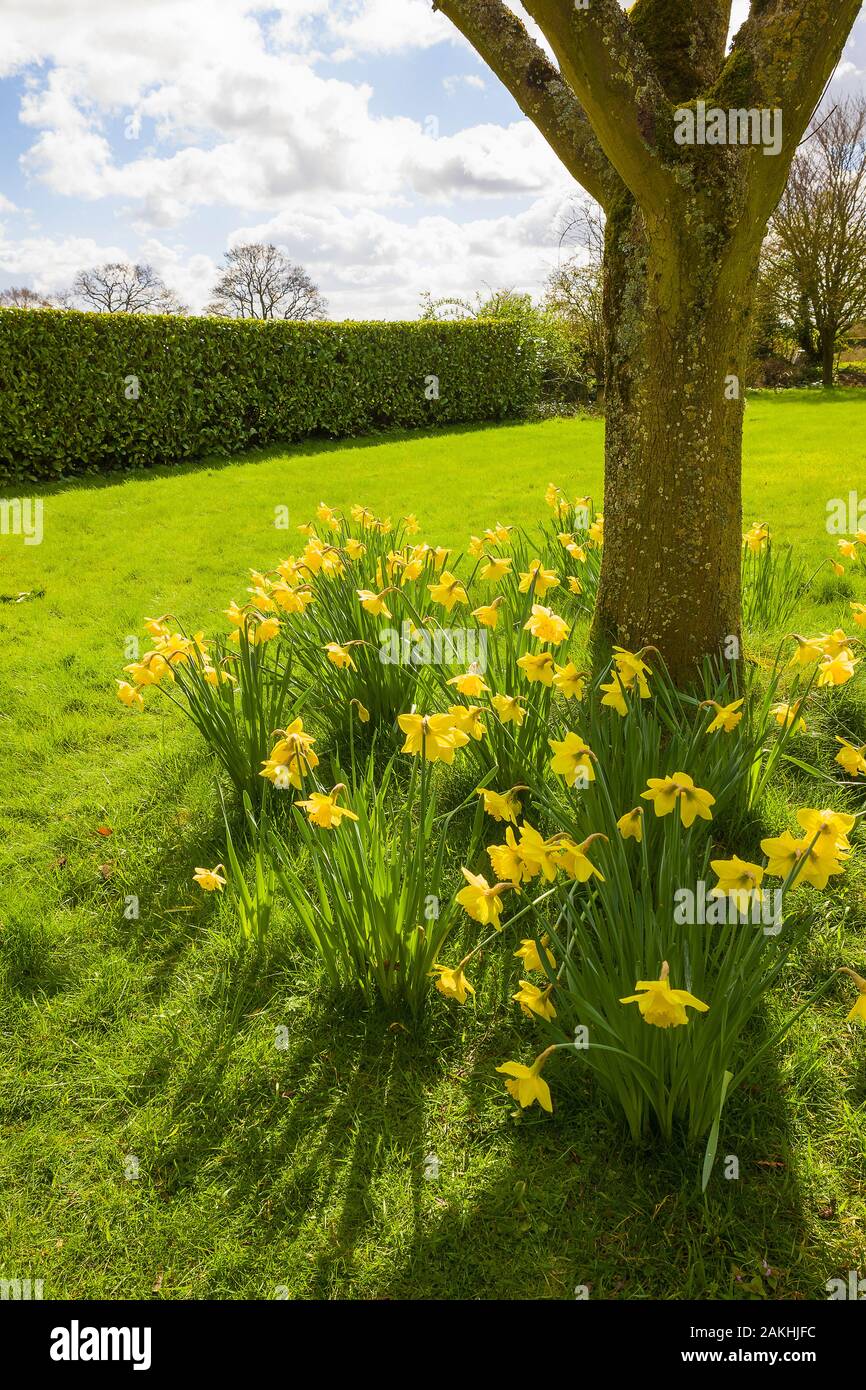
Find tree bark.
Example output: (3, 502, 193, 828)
(591, 195, 753, 681)
(434, 0, 863, 682)
(821, 329, 836, 388)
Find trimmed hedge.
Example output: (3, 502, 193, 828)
(0, 310, 539, 483)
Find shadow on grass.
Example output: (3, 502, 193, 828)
(19, 419, 542, 501)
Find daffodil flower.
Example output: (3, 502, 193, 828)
(641, 772, 715, 828)
(760, 829, 844, 889)
(295, 786, 359, 829)
(455, 868, 511, 928)
(548, 732, 595, 786)
(620, 962, 708, 1029)
(193, 865, 227, 892)
(474, 787, 522, 824)
(512, 980, 556, 1021)
(496, 1046, 556, 1112)
(840, 969, 866, 1024)
(430, 962, 475, 1004)
(514, 936, 556, 973)
(703, 697, 744, 733)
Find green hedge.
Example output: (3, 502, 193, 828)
(0, 310, 539, 483)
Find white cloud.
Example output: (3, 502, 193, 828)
(443, 74, 486, 97)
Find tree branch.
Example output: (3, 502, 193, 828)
(628, 0, 734, 99)
(523, 0, 680, 220)
(432, 0, 617, 208)
(715, 0, 863, 221)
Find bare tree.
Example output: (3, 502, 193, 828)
(205, 244, 328, 320)
(0, 286, 56, 309)
(768, 98, 866, 387)
(68, 263, 186, 314)
(543, 200, 605, 388)
(435, 0, 861, 680)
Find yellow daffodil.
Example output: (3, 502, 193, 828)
(819, 628, 852, 657)
(261, 719, 319, 788)
(817, 650, 858, 687)
(567, 575, 583, 594)
(397, 712, 469, 763)
(617, 807, 644, 842)
(612, 646, 651, 697)
(468, 535, 486, 557)
(550, 834, 606, 882)
(743, 522, 769, 553)
(474, 787, 522, 823)
(795, 807, 854, 856)
(524, 604, 570, 645)
(835, 736, 866, 777)
(472, 598, 503, 629)
(841, 969, 866, 1023)
(704, 697, 744, 733)
(447, 703, 485, 740)
(344, 537, 366, 560)
(641, 772, 715, 828)
(351, 698, 370, 723)
(771, 701, 807, 733)
(144, 616, 169, 639)
(496, 1047, 555, 1112)
(272, 583, 313, 614)
(430, 962, 475, 1004)
(456, 868, 510, 928)
(760, 829, 844, 889)
(711, 856, 765, 911)
(518, 560, 559, 597)
(487, 826, 527, 885)
(295, 786, 359, 829)
(491, 693, 526, 725)
(515, 822, 559, 882)
(599, 676, 628, 716)
(480, 555, 512, 582)
(789, 635, 824, 666)
(517, 651, 556, 685)
(428, 571, 468, 611)
(514, 936, 556, 973)
(193, 865, 227, 892)
(253, 616, 280, 644)
(620, 963, 709, 1029)
(513, 980, 556, 1021)
(325, 642, 356, 670)
(552, 661, 585, 699)
(851, 602, 866, 630)
(548, 732, 595, 787)
(357, 588, 393, 619)
(116, 680, 144, 710)
(838, 538, 858, 559)
(448, 670, 490, 697)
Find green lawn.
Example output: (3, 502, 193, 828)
(1, 389, 865, 1300)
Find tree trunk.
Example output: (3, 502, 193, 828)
(592, 196, 756, 684)
(821, 330, 836, 388)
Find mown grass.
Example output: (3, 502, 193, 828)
(1, 389, 865, 1300)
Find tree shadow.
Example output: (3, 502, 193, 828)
(15, 419, 535, 501)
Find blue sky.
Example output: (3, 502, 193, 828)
(0, 1, 864, 318)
